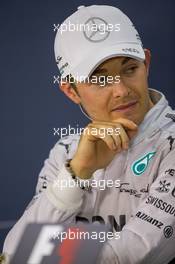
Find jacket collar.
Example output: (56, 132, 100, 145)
(131, 88, 173, 146)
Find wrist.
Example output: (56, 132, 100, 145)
(70, 159, 93, 179)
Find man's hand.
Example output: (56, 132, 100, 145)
(70, 118, 138, 179)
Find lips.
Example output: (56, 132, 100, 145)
(111, 100, 138, 111)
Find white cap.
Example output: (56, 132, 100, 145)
(54, 5, 145, 80)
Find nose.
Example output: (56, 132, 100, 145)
(111, 79, 130, 98)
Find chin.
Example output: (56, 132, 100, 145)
(134, 115, 145, 125)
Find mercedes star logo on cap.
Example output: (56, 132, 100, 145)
(83, 17, 110, 43)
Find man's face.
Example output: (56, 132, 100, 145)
(62, 50, 154, 125)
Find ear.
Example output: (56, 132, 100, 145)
(59, 81, 81, 104)
(144, 49, 151, 76)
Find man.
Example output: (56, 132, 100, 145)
(2, 5, 175, 264)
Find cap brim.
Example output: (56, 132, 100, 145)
(71, 43, 145, 81)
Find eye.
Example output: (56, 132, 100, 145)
(123, 65, 138, 75)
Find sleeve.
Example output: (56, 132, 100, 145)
(98, 146, 175, 264)
(2, 138, 84, 258)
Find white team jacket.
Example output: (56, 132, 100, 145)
(3, 89, 175, 264)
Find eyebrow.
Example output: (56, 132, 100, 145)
(91, 57, 136, 76)
(91, 68, 108, 76)
(121, 57, 135, 65)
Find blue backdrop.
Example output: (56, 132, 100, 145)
(0, 0, 175, 251)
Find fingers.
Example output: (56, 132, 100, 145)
(83, 117, 138, 152)
(93, 118, 138, 131)
(113, 118, 138, 131)
(103, 134, 118, 151)
(118, 125, 129, 150)
(84, 123, 126, 152)
(92, 118, 138, 144)
(85, 124, 116, 151)
(112, 132, 122, 152)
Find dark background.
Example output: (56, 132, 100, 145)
(0, 0, 175, 252)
